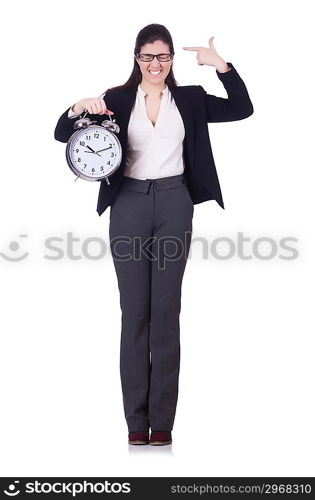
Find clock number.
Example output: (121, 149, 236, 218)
(92, 168, 95, 173)
(86, 135, 91, 140)
(94, 133, 99, 139)
(111, 152, 114, 157)
(107, 161, 111, 165)
(79, 141, 85, 146)
(78, 158, 81, 162)
(76, 148, 79, 153)
(84, 164, 87, 169)
(100, 166, 104, 171)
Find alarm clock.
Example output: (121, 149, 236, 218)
(66, 110, 122, 185)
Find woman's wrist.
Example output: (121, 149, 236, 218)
(213, 57, 231, 73)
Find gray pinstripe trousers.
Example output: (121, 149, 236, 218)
(109, 173, 194, 432)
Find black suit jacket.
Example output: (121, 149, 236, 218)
(54, 62, 253, 216)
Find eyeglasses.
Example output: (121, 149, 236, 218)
(137, 53, 173, 62)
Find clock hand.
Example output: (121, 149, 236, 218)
(84, 149, 102, 157)
(86, 145, 95, 153)
(94, 146, 113, 154)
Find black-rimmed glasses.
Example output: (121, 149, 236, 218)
(137, 53, 173, 62)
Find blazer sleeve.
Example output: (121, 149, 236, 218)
(199, 62, 254, 123)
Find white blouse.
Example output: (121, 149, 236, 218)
(124, 84, 185, 179)
(67, 83, 186, 179)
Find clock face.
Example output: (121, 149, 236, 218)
(67, 126, 121, 180)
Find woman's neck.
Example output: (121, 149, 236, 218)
(139, 81, 166, 97)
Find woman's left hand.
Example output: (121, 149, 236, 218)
(183, 36, 229, 70)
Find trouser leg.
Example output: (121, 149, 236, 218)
(109, 185, 153, 432)
(148, 181, 194, 431)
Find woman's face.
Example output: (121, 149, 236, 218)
(135, 40, 173, 86)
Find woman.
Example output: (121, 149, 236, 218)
(54, 23, 253, 446)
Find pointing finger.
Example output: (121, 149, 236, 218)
(182, 46, 202, 51)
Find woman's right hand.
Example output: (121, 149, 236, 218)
(72, 97, 114, 115)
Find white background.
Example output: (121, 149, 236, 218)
(1, 0, 314, 477)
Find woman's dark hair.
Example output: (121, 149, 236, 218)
(106, 23, 178, 93)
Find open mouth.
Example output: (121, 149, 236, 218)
(149, 70, 162, 76)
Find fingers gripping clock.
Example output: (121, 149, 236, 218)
(66, 110, 122, 184)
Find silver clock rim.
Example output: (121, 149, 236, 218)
(66, 125, 122, 182)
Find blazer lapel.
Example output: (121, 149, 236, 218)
(169, 86, 195, 169)
(118, 85, 138, 142)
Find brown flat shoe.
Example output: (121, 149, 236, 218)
(149, 431, 172, 446)
(128, 431, 149, 445)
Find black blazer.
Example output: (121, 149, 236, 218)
(54, 62, 253, 216)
